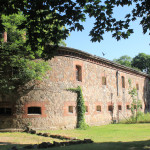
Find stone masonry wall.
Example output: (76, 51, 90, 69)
(0, 47, 150, 130)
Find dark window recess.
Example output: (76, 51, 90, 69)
(122, 76, 125, 88)
(0, 108, 12, 115)
(68, 106, 73, 113)
(108, 105, 113, 112)
(136, 84, 139, 90)
(118, 105, 122, 110)
(76, 65, 82, 81)
(134, 105, 137, 109)
(126, 105, 130, 110)
(96, 105, 101, 112)
(102, 77, 106, 85)
(85, 106, 88, 112)
(28, 107, 41, 114)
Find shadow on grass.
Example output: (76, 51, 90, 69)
(0, 140, 150, 150)
(0, 142, 12, 145)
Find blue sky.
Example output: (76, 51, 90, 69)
(65, 5, 150, 61)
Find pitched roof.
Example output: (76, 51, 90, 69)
(58, 46, 150, 78)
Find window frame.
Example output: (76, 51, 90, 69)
(108, 105, 113, 112)
(102, 76, 106, 85)
(118, 105, 122, 111)
(76, 65, 82, 81)
(96, 105, 101, 112)
(122, 76, 125, 88)
(68, 106, 74, 113)
(136, 84, 139, 90)
(27, 107, 42, 115)
(0, 107, 12, 116)
(85, 106, 88, 113)
(126, 105, 130, 110)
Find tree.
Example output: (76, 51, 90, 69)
(1, 1, 150, 92)
(0, 0, 149, 59)
(132, 53, 150, 74)
(113, 53, 150, 73)
(113, 55, 141, 71)
(0, 12, 66, 93)
(113, 55, 132, 67)
(0, 10, 67, 93)
(0, 13, 51, 93)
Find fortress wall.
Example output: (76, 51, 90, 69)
(0, 47, 150, 129)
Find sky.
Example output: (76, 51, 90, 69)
(65, 4, 150, 61)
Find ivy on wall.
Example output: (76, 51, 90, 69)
(68, 86, 88, 129)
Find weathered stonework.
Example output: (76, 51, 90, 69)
(0, 47, 150, 130)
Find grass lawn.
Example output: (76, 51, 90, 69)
(1, 124, 150, 150)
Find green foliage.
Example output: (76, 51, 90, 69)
(131, 53, 150, 74)
(113, 53, 150, 73)
(136, 113, 150, 123)
(120, 113, 150, 124)
(128, 79, 142, 122)
(0, 57, 50, 93)
(0, 11, 68, 93)
(0, 13, 51, 93)
(113, 55, 132, 67)
(113, 55, 141, 72)
(68, 86, 88, 129)
(0, 0, 150, 55)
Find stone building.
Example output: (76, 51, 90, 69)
(0, 46, 150, 130)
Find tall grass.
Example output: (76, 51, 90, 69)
(120, 112, 150, 124)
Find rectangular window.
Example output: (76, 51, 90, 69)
(0, 108, 12, 115)
(76, 65, 82, 81)
(28, 107, 41, 114)
(108, 105, 113, 112)
(85, 106, 88, 112)
(118, 105, 122, 110)
(102, 77, 106, 85)
(136, 84, 139, 90)
(122, 76, 125, 88)
(126, 105, 130, 110)
(68, 106, 73, 113)
(96, 105, 101, 112)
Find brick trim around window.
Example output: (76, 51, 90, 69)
(63, 101, 77, 116)
(94, 102, 103, 115)
(107, 102, 114, 113)
(23, 101, 47, 118)
(126, 102, 131, 111)
(73, 61, 84, 83)
(117, 102, 122, 111)
(0, 102, 14, 118)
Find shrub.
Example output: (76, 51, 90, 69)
(120, 112, 150, 124)
(67, 86, 88, 129)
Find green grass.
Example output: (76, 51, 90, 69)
(1, 124, 150, 150)
(41, 124, 150, 142)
